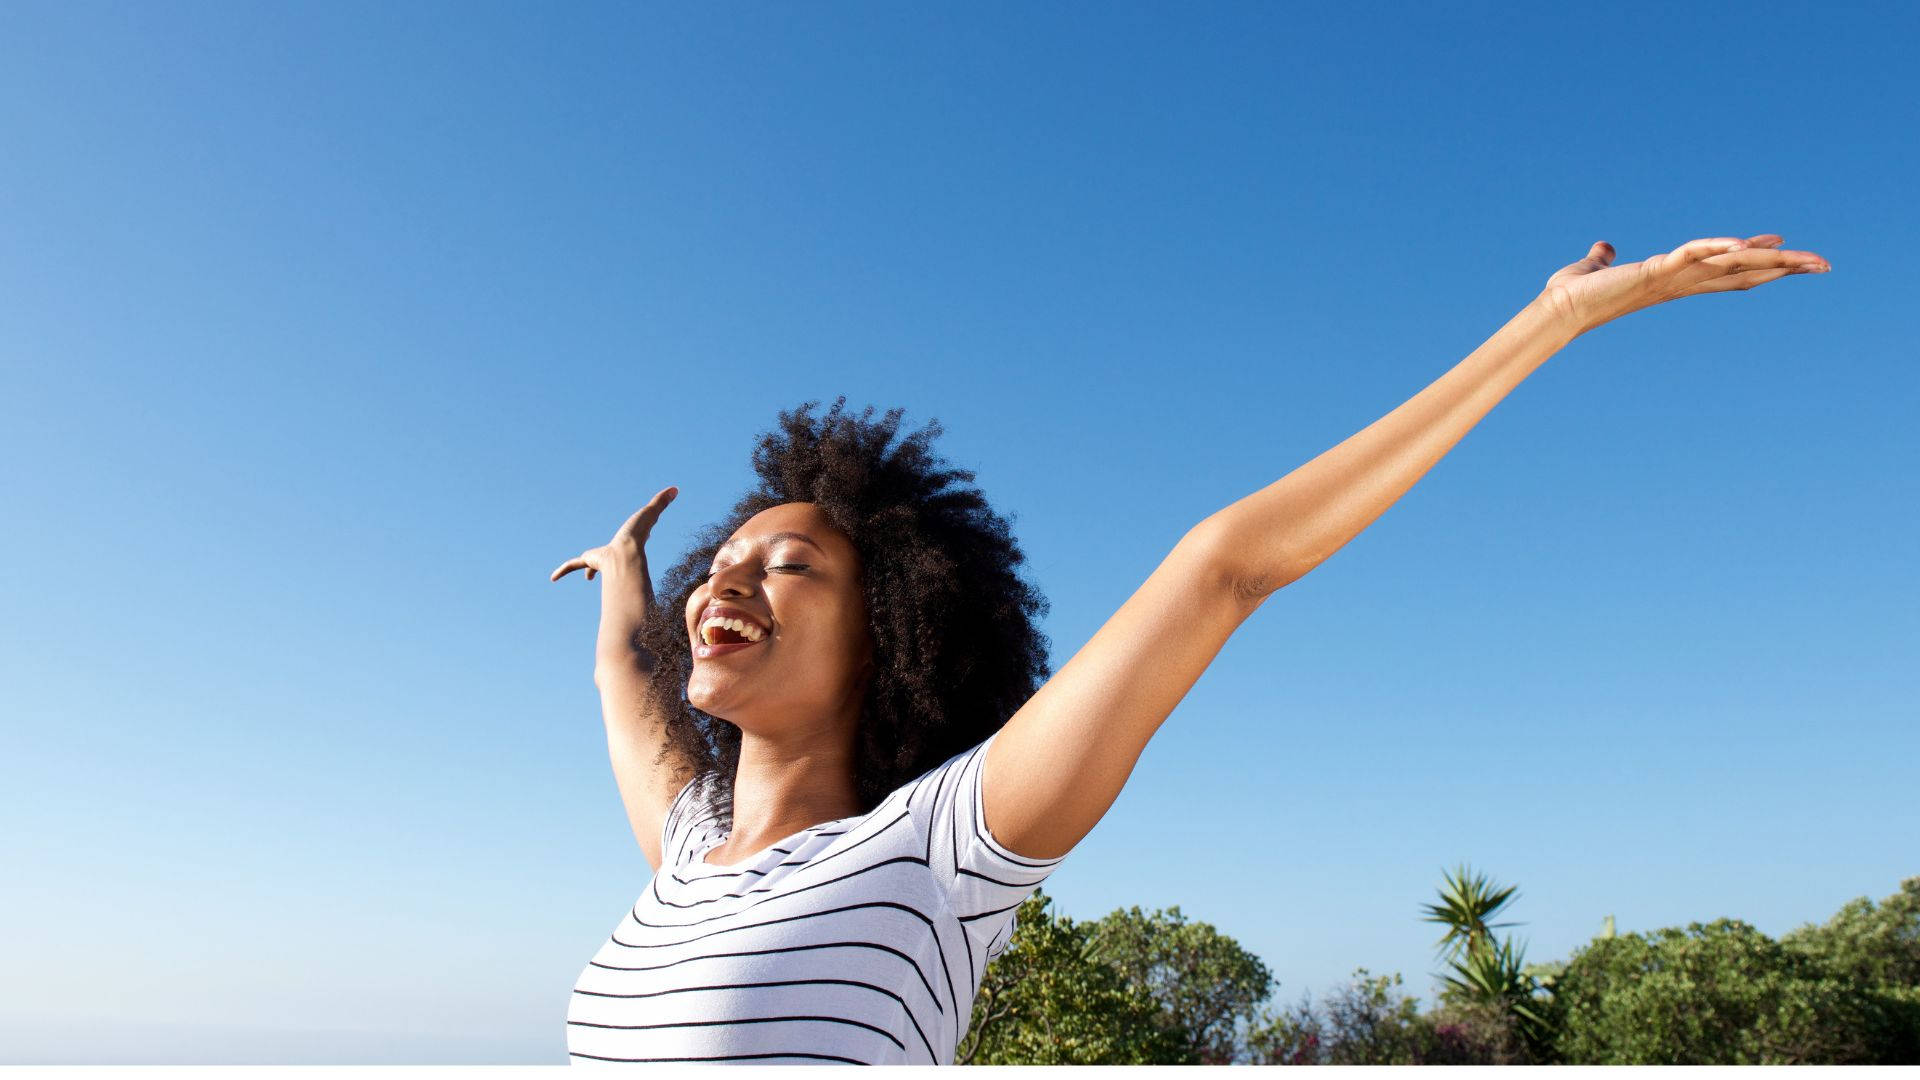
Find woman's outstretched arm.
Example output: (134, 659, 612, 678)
(980, 232, 1828, 862)
(1215, 294, 1577, 598)
(1212, 233, 1828, 598)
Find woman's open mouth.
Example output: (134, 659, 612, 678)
(695, 638, 762, 659)
(694, 617, 767, 660)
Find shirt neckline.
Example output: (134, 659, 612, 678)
(693, 814, 860, 870)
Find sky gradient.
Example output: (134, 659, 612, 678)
(3, 1, 1914, 1064)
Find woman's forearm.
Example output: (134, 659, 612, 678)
(1211, 297, 1583, 599)
(595, 655, 689, 863)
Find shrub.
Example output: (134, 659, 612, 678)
(1419, 998, 1534, 1064)
(961, 892, 1194, 1065)
(1246, 969, 1428, 1065)
(1546, 917, 1893, 1064)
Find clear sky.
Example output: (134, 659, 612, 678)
(3, 1, 1913, 1065)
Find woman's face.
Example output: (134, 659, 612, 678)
(684, 502, 874, 736)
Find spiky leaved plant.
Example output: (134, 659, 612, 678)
(1421, 863, 1553, 1060)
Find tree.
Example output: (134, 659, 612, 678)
(1776, 877, 1920, 1063)
(960, 890, 1194, 1064)
(1779, 877, 1920, 989)
(967, 873, 1920, 1066)
(1085, 902, 1275, 1063)
(1544, 917, 1896, 1064)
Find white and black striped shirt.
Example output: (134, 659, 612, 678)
(567, 727, 1068, 1065)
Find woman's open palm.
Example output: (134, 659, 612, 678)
(551, 485, 679, 669)
(1540, 233, 1830, 336)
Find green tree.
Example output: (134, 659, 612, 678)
(1085, 902, 1275, 1063)
(1545, 917, 1896, 1064)
(960, 890, 1194, 1064)
(1777, 877, 1920, 1062)
(1779, 877, 1920, 988)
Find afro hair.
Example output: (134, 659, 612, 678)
(634, 396, 1053, 834)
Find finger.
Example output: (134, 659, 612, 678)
(1545, 242, 1618, 284)
(550, 550, 601, 582)
(1576, 241, 1615, 268)
(1746, 234, 1784, 248)
(1676, 266, 1803, 296)
(1697, 248, 1830, 275)
(1666, 236, 1751, 269)
(613, 485, 680, 543)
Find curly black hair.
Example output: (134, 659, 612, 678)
(634, 396, 1053, 833)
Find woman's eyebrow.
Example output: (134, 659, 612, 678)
(715, 531, 826, 556)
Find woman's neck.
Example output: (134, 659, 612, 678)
(716, 729, 864, 859)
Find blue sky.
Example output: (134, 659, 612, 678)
(3, 1, 1914, 1065)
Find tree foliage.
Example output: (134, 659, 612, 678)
(960, 891, 1193, 1064)
(1544, 916, 1908, 1064)
(1085, 902, 1275, 1063)
(1244, 968, 1428, 1064)
(1243, 968, 1535, 1065)
(960, 875, 1920, 1066)
(1779, 877, 1920, 989)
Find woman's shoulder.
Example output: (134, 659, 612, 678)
(890, 730, 995, 806)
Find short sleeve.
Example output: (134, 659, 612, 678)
(659, 771, 721, 870)
(905, 727, 1069, 961)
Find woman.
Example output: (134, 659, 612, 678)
(550, 235, 1829, 1065)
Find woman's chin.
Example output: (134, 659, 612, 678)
(687, 676, 752, 715)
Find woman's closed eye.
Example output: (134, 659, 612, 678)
(703, 563, 808, 580)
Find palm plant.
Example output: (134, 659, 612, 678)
(1421, 862, 1524, 962)
(1421, 863, 1554, 1060)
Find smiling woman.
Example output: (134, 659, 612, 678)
(554, 396, 1064, 1064)
(551, 233, 1830, 1062)
(637, 398, 1056, 835)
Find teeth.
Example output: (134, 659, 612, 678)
(701, 616, 766, 645)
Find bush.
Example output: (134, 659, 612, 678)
(1780, 877, 1920, 989)
(1246, 969, 1429, 1065)
(1086, 904, 1274, 1064)
(1419, 999, 1533, 1065)
(1776, 878, 1920, 1064)
(962, 892, 1194, 1064)
(1546, 917, 1894, 1063)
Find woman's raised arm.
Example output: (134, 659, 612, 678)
(552, 486, 700, 872)
(1212, 233, 1827, 596)
(978, 232, 1828, 863)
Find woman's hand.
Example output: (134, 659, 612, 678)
(551, 485, 679, 674)
(1538, 233, 1831, 337)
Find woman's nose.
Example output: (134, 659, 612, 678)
(708, 563, 758, 596)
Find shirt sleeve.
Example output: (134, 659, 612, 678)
(659, 771, 722, 870)
(905, 727, 1070, 961)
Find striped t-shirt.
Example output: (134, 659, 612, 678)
(567, 727, 1069, 1065)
